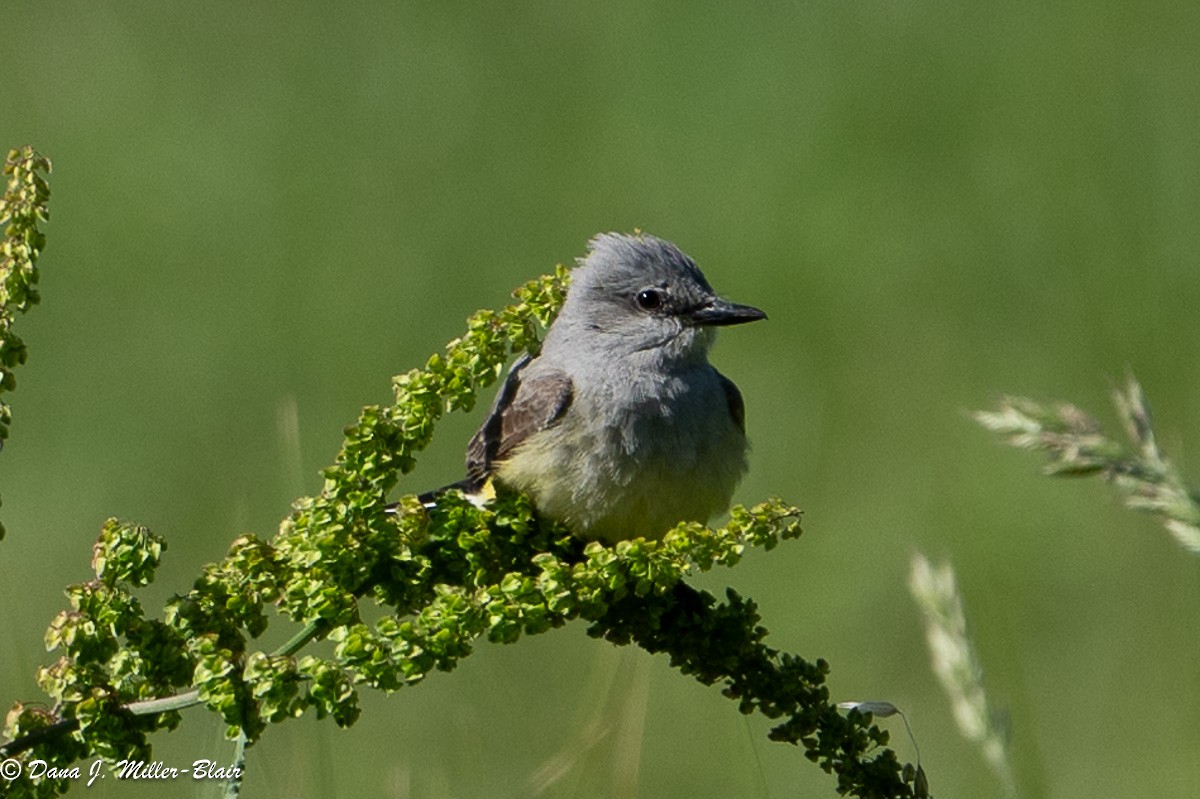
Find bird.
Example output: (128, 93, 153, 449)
(446, 231, 765, 542)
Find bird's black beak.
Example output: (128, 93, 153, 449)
(689, 297, 767, 327)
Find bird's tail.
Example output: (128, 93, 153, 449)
(389, 477, 496, 513)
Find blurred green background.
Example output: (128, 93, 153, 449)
(3, 2, 1199, 797)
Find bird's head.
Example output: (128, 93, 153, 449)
(548, 232, 766, 364)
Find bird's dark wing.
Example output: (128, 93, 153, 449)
(465, 354, 574, 487)
(718, 373, 746, 433)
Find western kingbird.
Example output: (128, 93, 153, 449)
(450, 231, 765, 542)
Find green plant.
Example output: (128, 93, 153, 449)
(0, 146, 52, 541)
(0, 147, 927, 798)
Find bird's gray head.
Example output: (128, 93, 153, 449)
(546, 232, 766, 363)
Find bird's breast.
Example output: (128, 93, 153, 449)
(496, 365, 749, 541)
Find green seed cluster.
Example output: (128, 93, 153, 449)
(0, 147, 52, 541)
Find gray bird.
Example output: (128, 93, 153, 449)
(456, 232, 765, 542)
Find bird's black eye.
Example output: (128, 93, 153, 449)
(635, 289, 663, 311)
